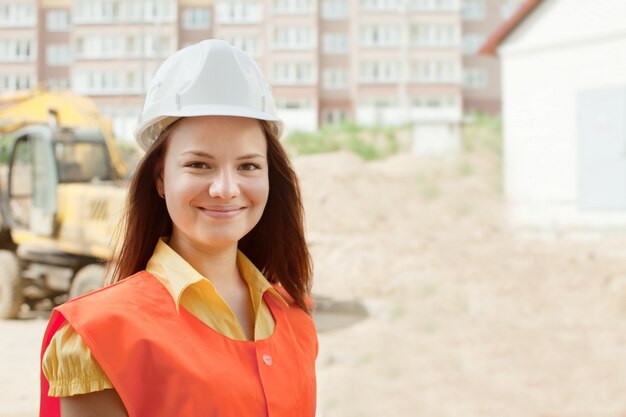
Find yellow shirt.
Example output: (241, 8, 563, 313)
(42, 239, 288, 397)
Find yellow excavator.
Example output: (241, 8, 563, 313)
(0, 88, 129, 318)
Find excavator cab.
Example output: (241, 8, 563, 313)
(4, 126, 58, 238)
(2, 126, 114, 236)
(55, 130, 113, 184)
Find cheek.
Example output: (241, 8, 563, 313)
(162, 166, 199, 197)
(161, 163, 177, 192)
(246, 175, 270, 209)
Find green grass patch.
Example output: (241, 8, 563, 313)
(462, 112, 504, 194)
(462, 112, 502, 158)
(284, 123, 407, 161)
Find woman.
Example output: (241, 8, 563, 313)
(39, 40, 317, 417)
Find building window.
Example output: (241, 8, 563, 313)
(46, 78, 70, 89)
(73, 70, 147, 95)
(139, 0, 177, 21)
(73, 0, 119, 23)
(359, 61, 400, 84)
(219, 35, 261, 57)
(75, 35, 173, 59)
(360, 25, 402, 48)
(126, 72, 137, 91)
(125, 36, 141, 57)
(323, 109, 349, 125)
(462, 0, 485, 20)
(0, 4, 36, 27)
(359, 0, 402, 12)
(322, 69, 348, 90)
(46, 10, 70, 31)
(146, 35, 173, 58)
(46, 44, 71, 66)
(412, 95, 458, 109)
(359, 96, 398, 108)
(216, 1, 262, 24)
(322, 33, 348, 54)
(411, 0, 458, 11)
(122, 0, 141, 21)
(273, 26, 315, 50)
(0, 73, 35, 91)
(0, 38, 35, 62)
(183, 8, 211, 30)
(273, 62, 315, 85)
(410, 24, 458, 47)
(73, 0, 176, 24)
(275, 98, 313, 110)
(463, 68, 487, 89)
(74, 36, 122, 59)
(462, 34, 486, 55)
(322, 0, 347, 19)
(412, 60, 459, 83)
(100, 106, 143, 142)
(274, 0, 313, 15)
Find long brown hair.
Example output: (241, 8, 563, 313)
(108, 119, 313, 313)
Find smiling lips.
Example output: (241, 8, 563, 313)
(199, 206, 246, 219)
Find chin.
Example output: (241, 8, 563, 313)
(195, 233, 245, 249)
(184, 223, 257, 250)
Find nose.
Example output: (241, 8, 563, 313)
(209, 169, 240, 199)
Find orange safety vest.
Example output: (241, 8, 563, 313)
(39, 271, 318, 417)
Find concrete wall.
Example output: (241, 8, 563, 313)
(499, 0, 626, 228)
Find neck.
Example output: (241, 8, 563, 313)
(167, 234, 239, 286)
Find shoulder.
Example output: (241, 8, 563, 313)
(58, 271, 169, 321)
(271, 284, 294, 304)
(65, 271, 156, 303)
(271, 284, 314, 310)
(50, 272, 174, 356)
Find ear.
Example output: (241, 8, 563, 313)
(154, 158, 165, 197)
(156, 176, 164, 198)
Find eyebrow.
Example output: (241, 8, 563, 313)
(180, 151, 266, 160)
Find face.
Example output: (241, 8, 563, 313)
(156, 116, 269, 253)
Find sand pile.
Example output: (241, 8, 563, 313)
(296, 150, 626, 417)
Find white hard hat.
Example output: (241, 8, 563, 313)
(134, 39, 280, 150)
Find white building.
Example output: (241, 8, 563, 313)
(482, 0, 626, 229)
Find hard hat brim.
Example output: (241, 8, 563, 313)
(135, 105, 281, 151)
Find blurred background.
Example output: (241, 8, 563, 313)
(2, 0, 626, 416)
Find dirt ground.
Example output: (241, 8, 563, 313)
(3, 144, 626, 417)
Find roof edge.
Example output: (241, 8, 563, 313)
(479, 0, 544, 56)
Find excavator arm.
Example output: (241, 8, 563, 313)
(0, 87, 126, 179)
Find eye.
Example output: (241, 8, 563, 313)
(239, 162, 261, 171)
(186, 161, 210, 169)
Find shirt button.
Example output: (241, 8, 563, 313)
(262, 353, 273, 366)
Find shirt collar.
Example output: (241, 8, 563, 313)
(145, 238, 288, 312)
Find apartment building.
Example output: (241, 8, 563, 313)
(462, 0, 522, 114)
(179, 0, 213, 47)
(319, 0, 349, 126)
(266, 0, 319, 131)
(39, 0, 71, 91)
(0, 0, 512, 148)
(0, 0, 210, 139)
(210, 0, 319, 131)
(69, 0, 178, 139)
(354, 0, 463, 152)
(0, 0, 37, 92)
